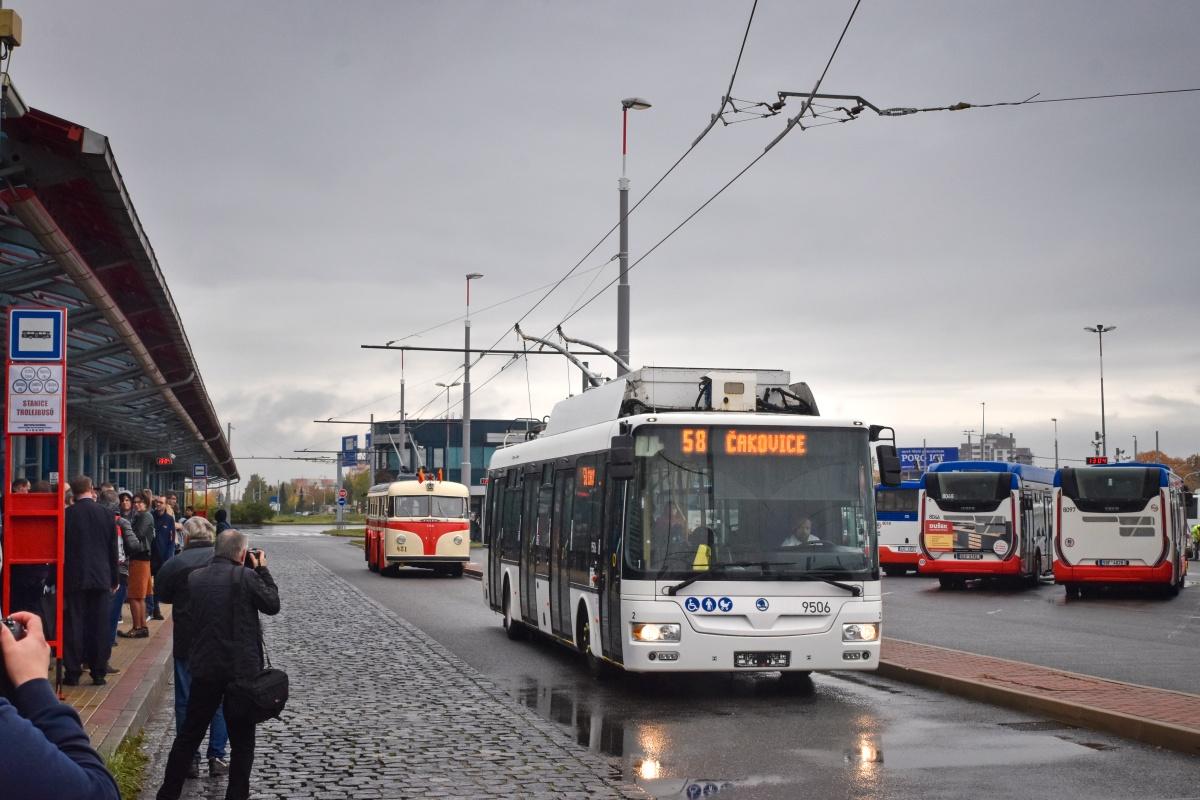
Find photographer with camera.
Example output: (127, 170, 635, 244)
(0, 612, 120, 799)
(156, 529, 280, 800)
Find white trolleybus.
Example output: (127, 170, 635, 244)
(876, 480, 921, 576)
(1054, 463, 1190, 597)
(365, 474, 471, 577)
(918, 461, 1055, 589)
(482, 367, 901, 678)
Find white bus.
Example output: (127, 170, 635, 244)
(365, 477, 471, 577)
(1054, 463, 1190, 597)
(483, 367, 899, 678)
(876, 480, 921, 576)
(918, 461, 1055, 589)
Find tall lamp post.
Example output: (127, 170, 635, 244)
(435, 381, 460, 472)
(1051, 417, 1059, 469)
(1084, 324, 1115, 458)
(462, 272, 483, 490)
(1132, 435, 1138, 462)
(980, 402, 987, 461)
(617, 96, 652, 376)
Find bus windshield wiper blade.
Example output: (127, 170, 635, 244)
(791, 573, 863, 596)
(665, 561, 791, 596)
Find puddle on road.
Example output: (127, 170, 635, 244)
(507, 669, 1108, 798)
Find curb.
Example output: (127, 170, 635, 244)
(94, 621, 175, 758)
(464, 563, 482, 580)
(877, 650, 1200, 758)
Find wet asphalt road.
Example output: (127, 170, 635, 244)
(245, 527, 1199, 800)
(879, 568, 1200, 692)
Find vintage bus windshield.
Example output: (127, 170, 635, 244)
(624, 426, 875, 579)
(391, 495, 468, 518)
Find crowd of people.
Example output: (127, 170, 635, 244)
(2, 474, 281, 800)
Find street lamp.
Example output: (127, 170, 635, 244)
(1050, 418, 1059, 469)
(1084, 324, 1116, 458)
(462, 272, 484, 490)
(617, 96, 652, 377)
(1132, 435, 1138, 462)
(980, 402, 986, 461)
(435, 381, 460, 470)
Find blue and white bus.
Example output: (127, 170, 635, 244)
(1054, 463, 1190, 597)
(876, 480, 920, 576)
(483, 367, 901, 677)
(918, 461, 1055, 589)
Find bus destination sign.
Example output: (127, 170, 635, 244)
(680, 428, 807, 457)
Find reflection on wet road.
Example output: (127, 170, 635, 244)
(255, 528, 1199, 799)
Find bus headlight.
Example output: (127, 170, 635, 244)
(395, 534, 406, 546)
(632, 623, 681, 642)
(453, 535, 464, 546)
(843, 623, 879, 642)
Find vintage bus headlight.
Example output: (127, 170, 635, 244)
(395, 534, 406, 546)
(843, 623, 879, 642)
(631, 623, 681, 642)
(453, 535, 464, 546)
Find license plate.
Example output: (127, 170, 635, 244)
(955, 553, 983, 560)
(734, 651, 790, 668)
(1097, 559, 1129, 566)
(896, 546, 917, 553)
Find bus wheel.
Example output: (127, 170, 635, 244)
(447, 563, 464, 578)
(367, 540, 379, 573)
(503, 582, 524, 641)
(577, 607, 605, 679)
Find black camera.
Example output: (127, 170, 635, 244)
(2, 616, 25, 641)
(0, 617, 26, 699)
(244, 548, 264, 568)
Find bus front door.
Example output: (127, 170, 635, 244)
(551, 468, 575, 639)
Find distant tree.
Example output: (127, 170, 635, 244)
(232, 500, 275, 525)
(1135, 450, 1200, 491)
(278, 482, 290, 512)
(243, 474, 270, 503)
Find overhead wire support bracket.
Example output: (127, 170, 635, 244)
(513, 324, 603, 388)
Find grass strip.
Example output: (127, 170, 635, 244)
(321, 527, 366, 537)
(105, 729, 149, 800)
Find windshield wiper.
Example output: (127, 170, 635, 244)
(784, 573, 863, 597)
(665, 564, 864, 597)
(665, 561, 773, 595)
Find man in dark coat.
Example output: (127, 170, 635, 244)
(155, 529, 279, 800)
(63, 476, 119, 686)
(155, 517, 229, 778)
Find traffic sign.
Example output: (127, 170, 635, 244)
(193, 463, 208, 478)
(337, 496, 347, 507)
(338, 488, 348, 500)
(8, 308, 65, 361)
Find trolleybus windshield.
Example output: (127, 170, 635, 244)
(924, 473, 1011, 509)
(624, 426, 875, 580)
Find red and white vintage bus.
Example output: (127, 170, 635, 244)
(1054, 463, 1189, 597)
(364, 476, 471, 577)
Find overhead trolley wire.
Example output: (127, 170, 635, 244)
(396, 0, 767, 420)
(559, 0, 865, 328)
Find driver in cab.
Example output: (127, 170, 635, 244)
(781, 517, 822, 547)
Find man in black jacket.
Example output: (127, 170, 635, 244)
(63, 476, 119, 686)
(155, 517, 229, 778)
(155, 529, 280, 800)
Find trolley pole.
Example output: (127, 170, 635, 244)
(463, 273, 483, 489)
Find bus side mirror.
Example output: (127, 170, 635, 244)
(877, 445, 902, 487)
(610, 434, 635, 481)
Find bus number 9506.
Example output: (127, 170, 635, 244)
(802, 601, 831, 615)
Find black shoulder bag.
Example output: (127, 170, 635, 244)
(225, 567, 289, 723)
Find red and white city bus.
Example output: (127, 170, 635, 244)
(364, 475, 471, 577)
(918, 461, 1055, 589)
(1054, 463, 1190, 597)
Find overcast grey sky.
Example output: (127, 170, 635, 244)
(15, 1, 1200, 482)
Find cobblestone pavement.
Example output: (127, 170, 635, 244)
(139, 543, 643, 799)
